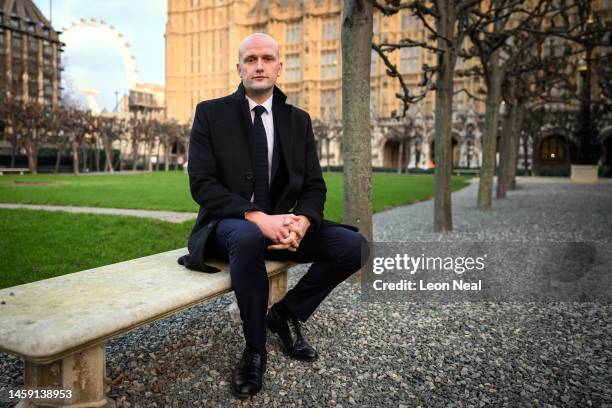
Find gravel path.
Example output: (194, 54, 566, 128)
(1, 181, 611, 407)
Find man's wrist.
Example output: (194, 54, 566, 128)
(245, 210, 265, 223)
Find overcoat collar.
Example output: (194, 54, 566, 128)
(231, 82, 288, 104)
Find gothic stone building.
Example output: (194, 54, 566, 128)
(165, 0, 611, 173)
(165, 0, 486, 170)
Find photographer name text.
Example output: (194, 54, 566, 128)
(372, 279, 481, 291)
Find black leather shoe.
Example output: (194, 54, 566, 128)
(267, 304, 318, 361)
(231, 347, 266, 398)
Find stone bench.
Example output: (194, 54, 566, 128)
(452, 169, 480, 176)
(0, 168, 30, 176)
(0, 248, 292, 408)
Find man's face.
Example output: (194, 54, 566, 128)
(237, 36, 282, 96)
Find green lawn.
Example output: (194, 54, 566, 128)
(0, 209, 191, 289)
(0, 171, 471, 289)
(324, 173, 470, 221)
(0, 171, 471, 218)
(0, 172, 197, 212)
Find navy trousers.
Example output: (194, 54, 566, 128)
(206, 218, 368, 351)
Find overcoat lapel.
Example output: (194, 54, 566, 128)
(272, 92, 292, 178)
(231, 85, 255, 162)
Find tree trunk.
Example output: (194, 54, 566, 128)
(26, 143, 38, 175)
(103, 136, 114, 173)
(71, 140, 80, 175)
(164, 143, 170, 171)
(155, 142, 161, 171)
(131, 140, 139, 171)
(54, 148, 63, 173)
(508, 101, 526, 190)
(433, 2, 457, 232)
(341, 0, 373, 244)
(118, 139, 124, 171)
(10, 136, 17, 168)
(146, 139, 154, 172)
(477, 50, 502, 209)
(94, 137, 100, 172)
(496, 101, 513, 199)
(326, 138, 331, 172)
(81, 146, 88, 172)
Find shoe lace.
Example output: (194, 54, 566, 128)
(243, 347, 263, 365)
(288, 316, 304, 339)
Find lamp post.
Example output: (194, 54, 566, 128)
(576, 51, 599, 165)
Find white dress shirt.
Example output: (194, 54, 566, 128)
(246, 94, 274, 183)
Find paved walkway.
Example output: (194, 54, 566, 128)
(466, 175, 612, 184)
(0, 204, 197, 224)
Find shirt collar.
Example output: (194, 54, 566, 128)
(246, 94, 273, 115)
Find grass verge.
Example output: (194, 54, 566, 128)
(0, 171, 471, 217)
(0, 209, 191, 289)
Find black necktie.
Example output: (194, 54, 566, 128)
(253, 105, 270, 212)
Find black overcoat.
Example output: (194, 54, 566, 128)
(178, 83, 342, 272)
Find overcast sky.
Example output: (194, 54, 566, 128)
(32, 0, 167, 111)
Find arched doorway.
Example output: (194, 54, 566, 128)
(430, 137, 460, 167)
(536, 135, 571, 176)
(382, 139, 409, 169)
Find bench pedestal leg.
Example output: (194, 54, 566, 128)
(17, 344, 115, 408)
(268, 268, 288, 307)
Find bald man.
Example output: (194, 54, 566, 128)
(179, 33, 368, 398)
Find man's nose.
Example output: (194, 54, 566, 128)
(255, 58, 264, 71)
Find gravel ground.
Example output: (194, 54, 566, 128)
(1, 181, 611, 407)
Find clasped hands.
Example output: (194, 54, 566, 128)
(245, 211, 311, 252)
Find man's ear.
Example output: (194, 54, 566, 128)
(236, 63, 242, 78)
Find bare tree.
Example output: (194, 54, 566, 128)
(13, 100, 56, 174)
(381, 117, 414, 173)
(497, 76, 525, 196)
(372, 0, 482, 231)
(465, 0, 552, 208)
(129, 117, 145, 171)
(496, 45, 561, 194)
(157, 120, 181, 172)
(98, 116, 128, 172)
(312, 118, 340, 172)
(144, 119, 158, 172)
(49, 107, 71, 173)
(496, 36, 550, 197)
(68, 110, 94, 175)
